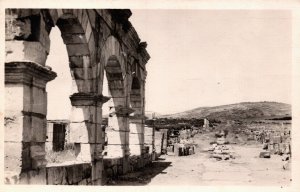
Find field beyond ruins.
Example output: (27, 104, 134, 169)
(106, 101, 292, 185)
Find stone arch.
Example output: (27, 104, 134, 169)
(45, 10, 99, 163)
(5, 9, 150, 185)
(52, 10, 94, 94)
(100, 36, 131, 160)
(99, 35, 127, 95)
(4, 9, 103, 184)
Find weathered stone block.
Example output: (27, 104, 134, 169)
(87, 10, 97, 29)
(28, 168, 47, 184)
(129, 121, 143, 134)
(77, 9, 83, 23)
(31, 86, 46, 115)
(144, 126, 153, 136)
(90, 143, 103, 160)
(88, 39, 96, 60)
(105, 145, 125, 158)
(30, 144, 47, 169)
(72, 67, 92, 80)
(5, 114, 30, 142)
(107, 115, 129, 131)
(21, 84, 31, 110)
(69, 56, 83, 68)
(129, 144, 143, 156)
(81, 11, 89, 33)
(78, 178, 88, 185)
(106, 130, 128, 145)
(31, 116, 47, 142)
(85, 21, 92, 43)
(62, 33, 87, 44)
(91, 160, 103, 182)
(70, 105, 98, 123)
(65, 164, 84, 184)
(5, 17, 31, 40)
(76, 144, 92, 162)
(45, 142, 52, 151)
(108, 97, 126, 107)
(57, 19, 85, 34)
(69, 122, 96, 143)
(4, 142, 23, 173)
(144, 135, 153, 144)
(6, 41, 48, 66)
(131, 107, 143, 115)
(108, 80, 125, 91)
(66, 43, 89, 56)
(5, 85, 25, 114)
(5, 171, 24, 184)
(46, 123, 53, 142)
(39, 18, 50, 53)
(71, 79, 92, 93)
(129, 133, 143, 145)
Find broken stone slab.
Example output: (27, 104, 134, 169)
(259, 151, 271, 158)
(216, 137, 226, 145)
(282, 161, 290, 170)
(282, 154, 290, 161)
(211, 153, 230, 160)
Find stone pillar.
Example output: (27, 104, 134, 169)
(5, 62, 56, 184)
(144, 125, 154, 154)
(129, 117, 145, 155)
(45, 122, 54, 151)
(105, 100, 133, 174)
(69, 93, 109, 184)
(129, 84, 145, 156)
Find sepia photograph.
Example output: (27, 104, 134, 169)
(1, 0, 300, 191)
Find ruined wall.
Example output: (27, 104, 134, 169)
(4, 9, 150, 185)
(154, 131, 163, 157)
(144, 125, 154, 154)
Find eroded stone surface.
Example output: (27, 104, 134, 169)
(4, 8, 150, 185)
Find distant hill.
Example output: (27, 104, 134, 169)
(160, 101, 291, 121)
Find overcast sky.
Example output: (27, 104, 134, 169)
(130, 10, 292, 114)
(46, 10, 292, 119)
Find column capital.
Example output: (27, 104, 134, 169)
(5, 62, 57, 87)
(70, 92, 110, 106)
(109, 106, 134, 117)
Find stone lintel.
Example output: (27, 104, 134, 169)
(70, 93, 110, 106)
(5, 62, 57, 87)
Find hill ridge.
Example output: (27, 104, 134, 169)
(160, 101, 291, 121)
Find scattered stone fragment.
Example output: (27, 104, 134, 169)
(259, 151, 271, 158)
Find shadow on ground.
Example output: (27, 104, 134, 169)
(106, 159, 172, 186)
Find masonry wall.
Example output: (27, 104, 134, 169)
(4, 9, 150, 185)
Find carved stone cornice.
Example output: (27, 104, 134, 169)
(70, 93, 110, 106)
(5, 62, 57, 88)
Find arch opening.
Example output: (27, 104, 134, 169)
(129, 75, 144, 156)
(45, 26, 76, 163)
(44, 12, 94, 165)
(102, 54, 128, 159)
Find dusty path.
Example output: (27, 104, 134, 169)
(108, 134, 291, 186)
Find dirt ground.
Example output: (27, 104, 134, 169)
(107, 133, 291, 186)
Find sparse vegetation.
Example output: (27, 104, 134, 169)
(46, 144, 76, 164)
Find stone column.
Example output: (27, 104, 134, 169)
(69, 93, 109, 185)
(144, 125, 154, 154)
(129, 117, 145, 155)
(129, 84, 145, 156)
(5, 62, 56, 184)
(105, 105, 133, 173)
